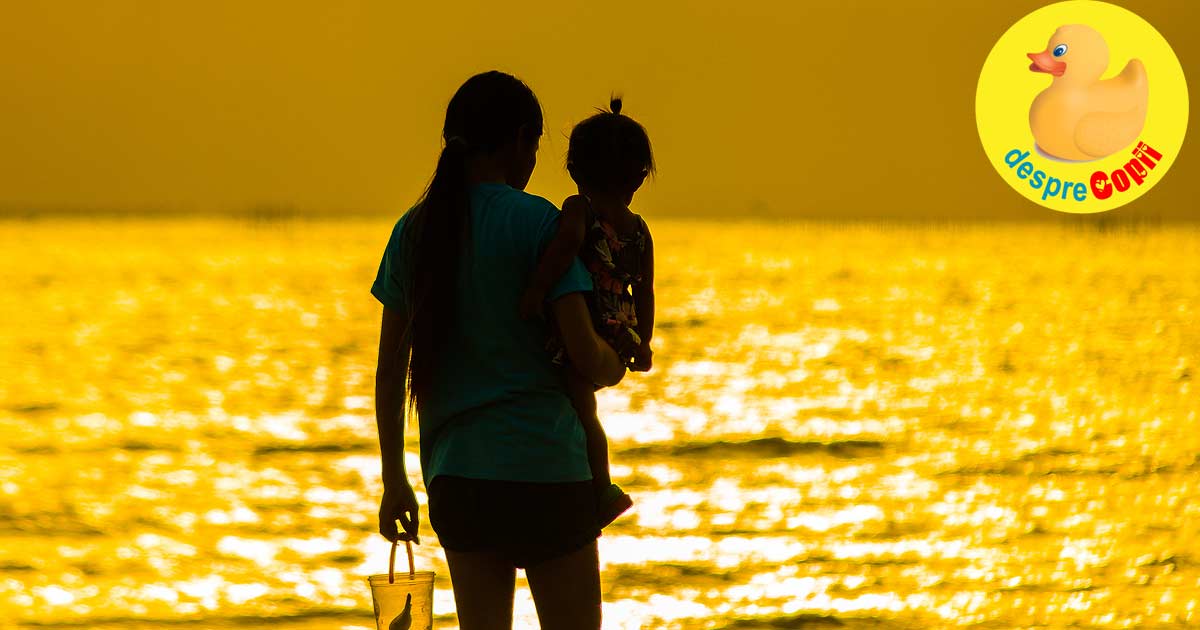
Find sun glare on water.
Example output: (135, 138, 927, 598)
(0, 218, 1197, 629)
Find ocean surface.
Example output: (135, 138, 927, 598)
(0, 217, 1197, 629)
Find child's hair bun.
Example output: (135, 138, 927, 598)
(610, 95, 623, 115)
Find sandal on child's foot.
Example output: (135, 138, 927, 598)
(596, 483, 633, 529)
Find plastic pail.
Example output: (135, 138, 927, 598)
(367, 539, 435, 630)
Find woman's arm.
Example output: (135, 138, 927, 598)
(519, 196, 589, 319)
(375, 305, 408, 484)
(375, 305, 419, 542)
(551, 292, 626, 387)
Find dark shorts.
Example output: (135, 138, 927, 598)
(428, 475, 601, 570)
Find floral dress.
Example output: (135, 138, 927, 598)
(550, 208, 646, 370)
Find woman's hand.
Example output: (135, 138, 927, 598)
(552, 292, 626, 387)
(379, 482, 420, 544)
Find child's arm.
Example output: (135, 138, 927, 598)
(520, 195, 590, 319)
(631, 223, 655, 371)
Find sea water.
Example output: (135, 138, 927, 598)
(0, 217, 1196, 629)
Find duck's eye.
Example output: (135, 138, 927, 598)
(1053, 44, 1068, 57)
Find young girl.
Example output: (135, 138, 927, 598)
(519, 97, 655, 529)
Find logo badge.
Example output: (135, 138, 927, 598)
(976, 1, 1188, 213)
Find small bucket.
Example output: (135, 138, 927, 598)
(367, 538, 435, 630)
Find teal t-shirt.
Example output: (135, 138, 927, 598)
(370, 182, 594, 488)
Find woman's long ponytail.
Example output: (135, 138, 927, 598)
(402, 135, 471, 412)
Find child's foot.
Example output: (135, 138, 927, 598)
(596, 483, 633, 529)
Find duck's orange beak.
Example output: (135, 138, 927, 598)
(1028, 50, 1066, 77)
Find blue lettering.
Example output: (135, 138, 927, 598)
(1042, 177, 1062, 200)
(1073, 182, 1088, 201)
(1031, 170, 1046, 189)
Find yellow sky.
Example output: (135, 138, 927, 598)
(1, 0, 1196, 220)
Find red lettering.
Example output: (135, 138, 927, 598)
(1112, 168, 1131, 192)
(1089, 141, 1164, 201)
(1124, 159, 1148, 186)
(1133, 141, 1162, 170)
(1091, 171, 1112, 200)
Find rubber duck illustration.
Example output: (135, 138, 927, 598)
(1027, 24, 1148, 161)
(388, 593, 413, 630)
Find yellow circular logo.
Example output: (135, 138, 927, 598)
(976, 0, 1188, 213)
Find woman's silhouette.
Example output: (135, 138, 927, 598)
(371, 70, 626, 630)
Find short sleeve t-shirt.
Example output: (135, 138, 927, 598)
(371, 182, 594, 488)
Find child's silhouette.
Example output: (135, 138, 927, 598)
(520, 96, 656, 528)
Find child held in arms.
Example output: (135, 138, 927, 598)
(520, 96, 657, 529)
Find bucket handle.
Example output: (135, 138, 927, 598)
(388, 537, 416, 584)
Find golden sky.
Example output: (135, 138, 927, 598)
(1, 0, 1196, 220)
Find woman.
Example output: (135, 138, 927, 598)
(371, 71, 626, 630)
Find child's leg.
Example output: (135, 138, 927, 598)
(566, 366, 611, 492)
